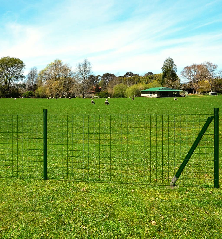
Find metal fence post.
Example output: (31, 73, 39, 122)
(214, 108, 219, 188)
(43, 109, 48, 180)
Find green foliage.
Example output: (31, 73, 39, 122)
(113, 83, 127, 98)
(125, 83, 146, 97)
(146, 80, 162, 89)
(125, 81, 162, 98)
(125, 84, 141, 98)
(0, 56, 25, 97)
(215, 78, 222, 93)
(34, 86, 47, 98)
(22, 91, 35, 98)
(37, 59, 76, 98)
(162, 57, 180, 88)
(96, 90, 109, 98)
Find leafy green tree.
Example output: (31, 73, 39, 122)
(123, 74, 140, 87)
(100, 73, 116, 91)
(197, 80, 211, 93)
(215, 77, 222, 93)
(146, 80, 162, 89)
(125, 83, 145, 98)
(140, 73, 162, 85)
(113, 83, 127, 98)
(0, 56, 25, 97)
(22, 91, 35, 98)
(161, 57, 180, 88)
(35, 85, 47, 98)
(37, 59, 77, 98)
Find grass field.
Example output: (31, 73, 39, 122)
(0, 96, 221, 238)
(0, 95, 221, 115)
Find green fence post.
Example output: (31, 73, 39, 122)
(214, 108, 219, 188)
(43, 109, 48, 180)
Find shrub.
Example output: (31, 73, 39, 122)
(22, 91, 34, 98)
(113, 83, 127, 98)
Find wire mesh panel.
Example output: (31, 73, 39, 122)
(0, 112, 217, 186)
(0, 115, 15, 178)
(17, 115, 43, 179)
(46, 114, 68, 179)
(175, 114, 214, 187)
(0, 114, 43, 179)
(45, 113, 215, 186)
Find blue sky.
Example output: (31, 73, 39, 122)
(0, 0, 222, 78)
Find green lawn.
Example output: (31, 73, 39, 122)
(0, 96, 221, 238)
(0, 95, 222, 115)
(0, 180, 221, 238)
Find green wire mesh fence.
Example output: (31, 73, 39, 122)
(0, 109, 219, 187)
(0, 114, 43, 179)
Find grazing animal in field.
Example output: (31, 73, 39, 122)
(174, 98, 178, 100)
(105, 99, 109, 105)
(91, 100, 95, 104)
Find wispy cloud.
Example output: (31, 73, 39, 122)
(0, 0, 222, 76)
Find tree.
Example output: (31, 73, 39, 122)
(123, 74, 140, 87)
(181, 64, 197, 93)
(161, 57, 179, 88)
(202, 62, 218, 92)
(215, 77, 222, 93)
(124, 72, 135, 77)
(26, 67, 38, 91)
(0, 56, 25, 97)
(76, 59, 92, 97)
(144, 72, 153, 77)
(125, 83, 147, 98)
(140, 73, 162, 85)
(113, 83, 127, 98)
(37, 59, 77, 98)
(181, 62, 219, 93)
(100, 73, 116, 91)
(198, 80, 211, 93)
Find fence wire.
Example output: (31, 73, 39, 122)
(0, 114, 43, 179)
(0, 112, 219, 187)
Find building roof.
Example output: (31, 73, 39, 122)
(141, 87, 182, 92)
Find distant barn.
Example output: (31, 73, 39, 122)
(141, 87, 182, 98)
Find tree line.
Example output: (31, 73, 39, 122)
(0, 56, 221, 98)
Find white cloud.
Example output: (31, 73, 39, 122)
(0, 0, 222, 77)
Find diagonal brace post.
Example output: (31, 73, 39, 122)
(171, 115, 214, 187)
